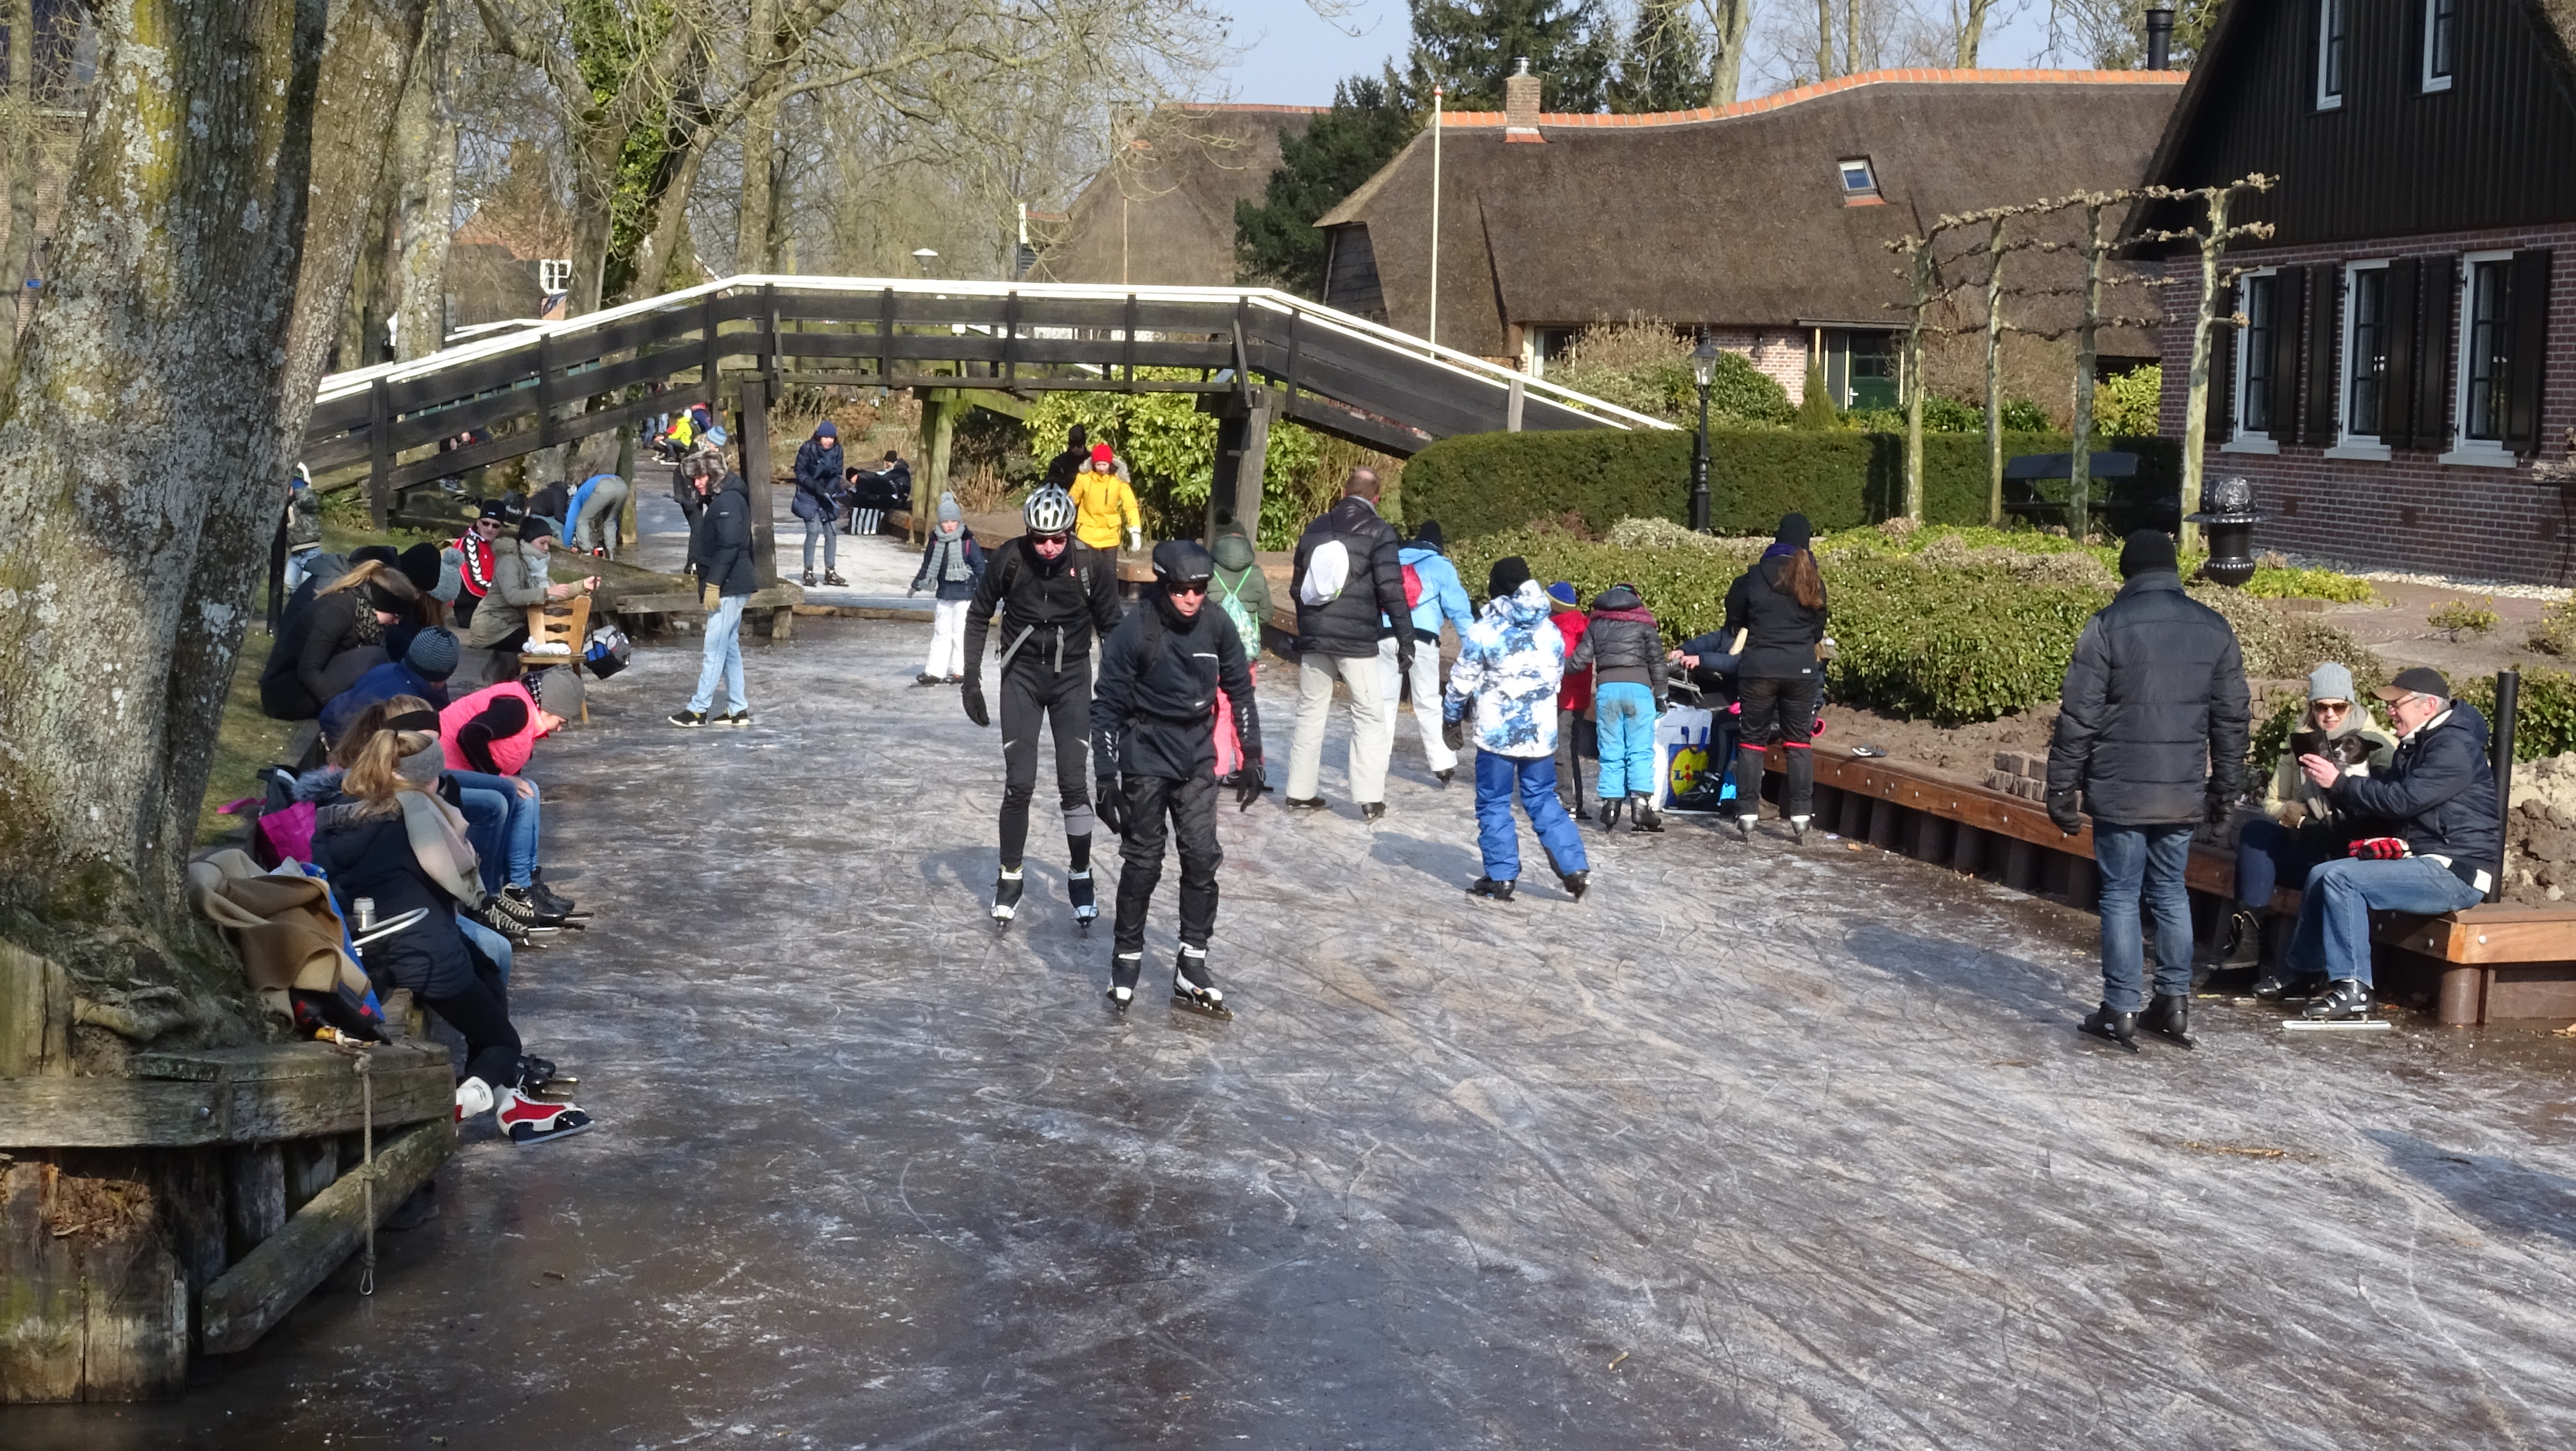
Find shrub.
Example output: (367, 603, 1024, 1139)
(2527, 599, 2576, 656)
(2428, 597, 2500, 642)
(1795, 364, 1838, 430)
(2460, 668, 2576, 761)
(1023, 372, 1324, 547)
(2093, 364, 2164, 437)
(1401, 426, 2184, 543)
(1548, 321, 1795, 427)
(2244, 565, 2377, 603)
(2001, 398, 2051, 431)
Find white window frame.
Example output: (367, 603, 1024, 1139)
(2328, 259, 2394, 459)
(2443, 249, 2519, 467)
(2422, 0, 2456, 94)
(1838, 157, 1880, 203)
(2226, 267, 2282, 454)
(2317, 0, 2348, 111)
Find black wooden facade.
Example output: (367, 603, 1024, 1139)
(2138, 0, 2576, 247)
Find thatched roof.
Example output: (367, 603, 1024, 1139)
(1043, 104, 1323, 287)
(1317, 69, 2185, 358)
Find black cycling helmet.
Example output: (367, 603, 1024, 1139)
(1151, 539, 1215, 589)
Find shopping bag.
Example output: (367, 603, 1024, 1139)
(1652, 705, 1715, 808)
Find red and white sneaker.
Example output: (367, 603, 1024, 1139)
(455, 1077, 495, 1123)
(495, 1084, 595, 1146)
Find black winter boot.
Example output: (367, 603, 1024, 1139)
(2142, 992, 2195, 1049)
(1630, 795, 1663, 833)
(1597, 798, 1621, 830)
(2079, 1004, 2140, 1053)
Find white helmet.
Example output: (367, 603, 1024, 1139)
(1023, 485, 1076, 535)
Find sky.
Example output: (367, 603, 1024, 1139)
(1212, 0, 2073, 108)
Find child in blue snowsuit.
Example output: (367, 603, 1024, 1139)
(1442, 556, 1590, 903)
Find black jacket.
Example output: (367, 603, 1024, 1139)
(1094, 588, 1260, 782)
(694, 472, 758, 597)
(309, 806, 475, 998)
(1721, 554, 1830, 680)
(1567, 586, 1669, 702)
(791, 438, 844, 522)
(1292, 496, 1408, 659)
(2046, 570, 2251, 826)
(2330, 701, 2503, 880)
(964, 534, 1124, 674)
(259, 588, 374, 720)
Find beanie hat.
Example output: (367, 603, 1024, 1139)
(815, 421, 837, 440)
(433, 546, 465, 603)
(937, 492, 961, 525)
(406, 627, 461, 681)
(518, 514, 556, 544)
(1412, 519, 1445, 554)
(352, 545, 401, 569)
(2307, 661, 2355, 705)
(1545, 580, 1579, 609)
(2119, 528, 2177, 578)
(1488, 556, 1532, 599)
(398, 542, 443, 595)
(1090, 443, 1113, 465)
(1775, 512, 1813, 549)
(362, 577, 411, 615)
(1067, 423, 1087, 450)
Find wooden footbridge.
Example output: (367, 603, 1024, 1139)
(302, 276, 1671, 537)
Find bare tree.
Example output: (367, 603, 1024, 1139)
(0, 0, 431, 1044)
(1694, 0, 1754, 104)
(2137, 174, 2275, 552)
(1950, 0, 2010, 65)
(394, 0, 468, 358)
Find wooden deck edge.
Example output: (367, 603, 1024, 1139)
(198, 1118, 455, 1355)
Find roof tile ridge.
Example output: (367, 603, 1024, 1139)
(1481, 65, 2187, 132)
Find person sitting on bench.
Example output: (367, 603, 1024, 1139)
(2265, 666, 2501, 1020)
(2233, 662, 2397, 989)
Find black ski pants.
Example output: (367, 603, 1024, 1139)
(1735, 673, 1820, 817)
(424, 941, 521, 1093)
(998, 656, 1097, 868)
(1111, 772, 1221, 965)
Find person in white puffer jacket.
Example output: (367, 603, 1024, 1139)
(1442, 556, 1590, 905)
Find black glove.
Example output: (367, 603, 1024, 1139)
(1398, 643, 1418, 679)
(1235, 760, 1267, 810)
(2047, 792, 2083, 837)
(962, 681, 988, 728)
(1095, 776, 1128, 836)
(1442, 716, 1466, 753)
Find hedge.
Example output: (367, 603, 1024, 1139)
(1452, 521, 2375, 726)
(1403, 427, 2185, 542)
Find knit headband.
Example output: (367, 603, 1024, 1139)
(384, 710, 440, 734)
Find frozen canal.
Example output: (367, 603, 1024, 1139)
(18, 615, 2576, 1450)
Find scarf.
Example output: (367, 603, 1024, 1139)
(927, 532, 972, 583)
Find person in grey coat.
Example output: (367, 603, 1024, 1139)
(2046, 530, 2250, 1052)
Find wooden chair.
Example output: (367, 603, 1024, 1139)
(519, 594, 591, 723)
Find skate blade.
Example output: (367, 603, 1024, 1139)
(1170, 994, 1234, 1022)
(2078, 1028, 2139, 1053)
(2283, 1018, 2391, 1032)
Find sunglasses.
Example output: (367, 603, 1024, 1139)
(1168, 581, 1208, 596)
(1031, 533, 1069, 547)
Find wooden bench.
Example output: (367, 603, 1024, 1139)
(1739, 748, 2576, 1026)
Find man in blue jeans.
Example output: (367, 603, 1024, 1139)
(2275, 667, 2500, 1020)
(2047, 530, 2250, 1051)
(670, 450, 756, 728)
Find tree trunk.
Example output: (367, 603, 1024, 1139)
(2069, 199, 2103, 543)
(2180, 188, 2233, 556)
(393, 0, 461, 361)
(733, 0, 782, 274)
(0, 0, 428, 1038)
(1704, 0, 1751, 106)
(1902, 242, 1931, 521)
(1956, 0, 1994, 66)
(0, 0, 36, 378)
(1984, 217, 2006, 526)
(1815, 0, 1836, 81)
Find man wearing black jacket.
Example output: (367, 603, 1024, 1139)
(1285, 468, 1411, 821)
(2047, 530, 2250, 1051)
(2274, 666, 2500, 1020)
(1094, 541, 1264, 1011)
(669, 457, 757, 728)
(962, 485, 1125, 925)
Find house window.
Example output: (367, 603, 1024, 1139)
(2343, 262, 2389, 437)
(2318, 0, 2348, 110)
(2423, 0, 2456, 92)
(2238, 272, 2279, 436)
(1838, 158, 1879, 201)
(2461, 256, 2513, 442)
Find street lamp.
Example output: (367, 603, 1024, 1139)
(909, 247, 939, 277)
(1690, 333, 1720, 533)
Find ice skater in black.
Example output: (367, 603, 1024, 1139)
(961, 485, 1125, 925)
(1093, 541, 1264, 1013)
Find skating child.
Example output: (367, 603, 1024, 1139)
(1566, 582, 1669, 832)
(909, 493, 984, 684)
(1442, 557, 1589, 903)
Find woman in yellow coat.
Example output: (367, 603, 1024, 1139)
(1069, 444, 1142, 553)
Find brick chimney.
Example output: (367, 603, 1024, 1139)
(1503, 57, 1544, 143)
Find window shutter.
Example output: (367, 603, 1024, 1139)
(2411, 255, 2457, 451)
(2506, 248, 2553, 454)
(2301, 263, 2341, 445)
(2269, 268, 2306, 443)
(2212, 281, 2237, 443)
(2381, 257, 2419, 445)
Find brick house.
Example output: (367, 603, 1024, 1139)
(2134, 0, 2576, 584)
(1313, 67, 2185, 404)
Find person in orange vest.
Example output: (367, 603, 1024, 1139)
(1069, 443, 1141, 554)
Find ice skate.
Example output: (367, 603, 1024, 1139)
(802, 568, 817, 586)
(992, 868, 1025, 925)
(1468, 876, 1517, 902)
(495, 1084, 595, 1146)
(1170, 946, 1231, 1021)
(1109, 952, 1143, 1012)
(1557, 868, 1590, 901)
(2252, 970, 2326, 1001)
(2302, 978, 2372, 1021)
(1360, 802, 1385, 824)
(915, 673, 943, 686)
(1068, 870, 1098, 930)
(1734, 813, 1756, 843)
(824, 571, 849, 587)
(2079, 1004, 2140, 1053)
(1629, 795, 1663, 833)
(517, 1056, 579, 1095)
(1789, 815, 1810, 844)
(1596, 798, 1621, 830)
(2141, 993, 2195, 1049)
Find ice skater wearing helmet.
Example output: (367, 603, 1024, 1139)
(1092, 541, 1265, 1014)
(962, 485, 1126, 926)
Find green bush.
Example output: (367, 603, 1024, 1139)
(1401, 426, 2184, 543)
(2244, 565, 2377, 603)
(2460, 668, 2576, 761)
(2528, 600, 2576, 656)
(2093, 365, 2164, 437)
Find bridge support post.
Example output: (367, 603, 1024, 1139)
(914, 390, 956, 545)
(735, 378, 779, 588)
(1203, 386, 1277, 548)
